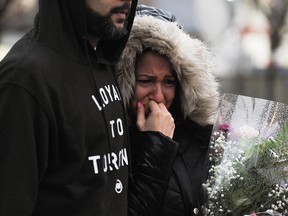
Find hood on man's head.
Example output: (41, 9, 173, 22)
(34, 0, 138, 62)
(116, 12, 220, 126)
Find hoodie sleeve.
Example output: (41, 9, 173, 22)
(0, 85, 49, 215)
(128, 131, 179, 216)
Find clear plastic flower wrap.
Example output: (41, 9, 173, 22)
(202, 94, 288, 216)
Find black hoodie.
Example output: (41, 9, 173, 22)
(0, 1, 138, 215)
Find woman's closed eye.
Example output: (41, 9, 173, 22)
(163, 79, 176, 87)
(136, 79, 154, 86)
(136, 78, 176, 87)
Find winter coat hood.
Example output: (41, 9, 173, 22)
(34, 0, 137, 62)
(116, 12, 220, 126)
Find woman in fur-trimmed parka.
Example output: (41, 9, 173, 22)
(116, 7, 220, 216)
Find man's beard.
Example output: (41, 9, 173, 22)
(85, 4, 130, 40)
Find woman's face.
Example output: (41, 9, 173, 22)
(131, 50, 176, 113)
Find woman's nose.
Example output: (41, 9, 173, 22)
(150, 84, 164, 103)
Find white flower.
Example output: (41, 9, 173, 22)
(239, 124, 259, 138)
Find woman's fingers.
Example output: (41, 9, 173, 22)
(136, 101, 175, 139)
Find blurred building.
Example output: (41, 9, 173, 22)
(0, 0, 37, 59)
(1, 0, 288, 104)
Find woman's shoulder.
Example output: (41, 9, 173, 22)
(174, 118, 212, 151)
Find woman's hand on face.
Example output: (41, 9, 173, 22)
(136, 101, 175, 139)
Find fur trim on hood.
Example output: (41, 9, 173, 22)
(116, 15, 220, 126)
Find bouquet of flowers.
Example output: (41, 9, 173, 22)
(202, 94, 288, 216)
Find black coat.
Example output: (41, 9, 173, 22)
(129, 128, 179, 216)
(159, 119, 212, 216)
(120, 7, 218, 216)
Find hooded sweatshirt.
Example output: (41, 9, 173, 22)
(0, 1, 138, 215)
(116, 8, 220, 215)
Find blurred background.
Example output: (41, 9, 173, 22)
(1, 0, 288, 103)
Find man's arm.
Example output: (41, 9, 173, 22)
(0, 85, 49, 215)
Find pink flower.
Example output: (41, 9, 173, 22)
(219, 123, 231, 132)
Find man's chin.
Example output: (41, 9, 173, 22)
(85, 8, 129, 40)
(113, 22, 129, 39)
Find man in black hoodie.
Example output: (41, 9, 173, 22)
(0, 1, 178, 216)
